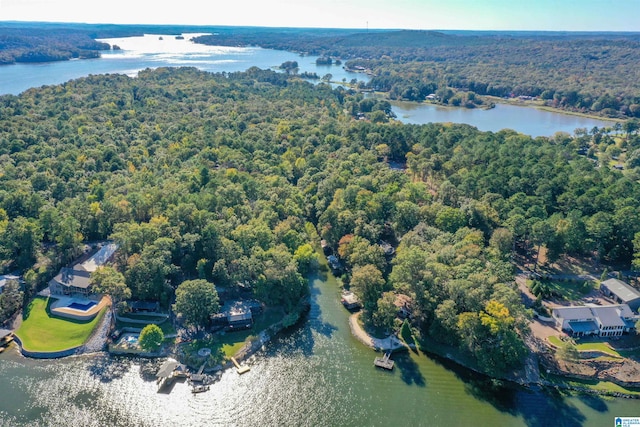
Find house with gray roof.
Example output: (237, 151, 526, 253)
(49, 268, 92, 296)
(600, 278, 640, 311)
(552, 304, 639, 338)
(49, 242, 118, 296)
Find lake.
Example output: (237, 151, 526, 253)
(0, 33, 613, 138)
(0, 33, 636, 426)
(1, 270, 638, 427)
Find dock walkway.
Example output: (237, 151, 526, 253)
(231, 357, 251, 374)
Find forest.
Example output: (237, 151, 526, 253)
(1, 68, 640, 375)
(194, 29, 640, 118)
(4, 22, 640, 117)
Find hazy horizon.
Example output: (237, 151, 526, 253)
(1, 0, 639, 32)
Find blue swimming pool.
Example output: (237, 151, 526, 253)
(68, 301, 97, 311)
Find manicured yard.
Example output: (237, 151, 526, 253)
(548, 335, 623, 358)
(545, 372, 640, 396)
(16, 297, 106, 352)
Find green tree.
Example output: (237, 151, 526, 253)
(90, 266, 131, 311)
(557, 340, 580, 362)
(293, 243, 317, 275)
(1, 216, 42, 269)
(138, 324, 164, 351)
(350, 264, 386, 322)
(373, 291, 398, 331)
(174, 279, 220, 329)
(633, 232, 640, 271)
(489, 228, 513, 258)
(0, 280, 23, 323)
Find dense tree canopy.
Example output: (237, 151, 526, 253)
(174, 279, 220, 328)
(1, 66, 639, 375)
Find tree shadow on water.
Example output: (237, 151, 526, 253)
(424, 351, 587, 427)
(393, 352, 426, 387)
(577, 393, 608, 413)
(87, 354, 132, 383)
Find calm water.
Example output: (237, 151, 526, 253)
(1, 272, 638, 426)
(391, 100, 614, 138)
(0, 33, 366, 97)
(0, 33, 612, 137)
(0, 34, 636, 426)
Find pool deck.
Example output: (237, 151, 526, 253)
(50, 296, 109, 321)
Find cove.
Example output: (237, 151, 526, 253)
(390, 100, 615, 138)
(1, 269, 638, 426)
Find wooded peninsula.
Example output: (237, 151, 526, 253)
(1, 66, 640, 377)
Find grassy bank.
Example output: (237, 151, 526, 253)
(16, 297, 105, 352)
(544, 372, 640, 397)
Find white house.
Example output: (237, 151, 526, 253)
(552, 304, 638, 338)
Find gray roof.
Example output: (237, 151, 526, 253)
(77, 243, 118, 273)
(592, 306, 626, 327)
(601, 278, 640, 303)
(156, 359, 180, 378)
(0, 329, 12, 340)
(553, 306, 593, 321)
(53, 268, 92, 289)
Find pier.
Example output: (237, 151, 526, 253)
(374, 352, 395, 370)
(231, 357, 251, 374)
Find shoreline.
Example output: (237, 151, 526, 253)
(346, 310, 640, 399)
(347, 311, 407, 352)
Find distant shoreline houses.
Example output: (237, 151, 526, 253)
(48, 243, 118, 297)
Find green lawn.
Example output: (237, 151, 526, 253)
(545, 372, 640, 396)
(16, 297, 105, 352)
(548, 335, 623, 358)
(528, 279, 594, 301)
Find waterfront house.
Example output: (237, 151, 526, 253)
(49, 243, 118, 296)
(341, 291, 361, 310)
(49, 268, 92, 296)
(393, 293, 413, 319)
(211, 300, 260, 331)
(551, 304, 638, 337)
(600, 278, 640, 311)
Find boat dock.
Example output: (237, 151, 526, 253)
(231, 357, 251, 374)
(374, 352, 395, 370)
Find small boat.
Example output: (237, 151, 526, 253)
(191, 384, 210, 393)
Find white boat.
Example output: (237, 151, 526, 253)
(191, 384, 210, 393)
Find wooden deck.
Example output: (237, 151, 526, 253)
(231, 357, 251, 374)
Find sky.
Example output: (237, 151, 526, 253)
(1, 0, 639, 31)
